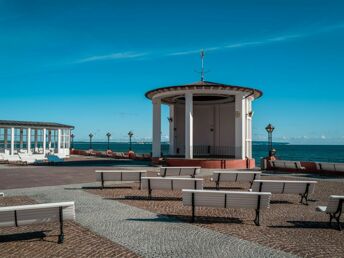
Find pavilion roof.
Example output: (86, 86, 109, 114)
(0, 120, 74, 129)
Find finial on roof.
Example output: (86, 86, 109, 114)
(200, 49, 205, 81)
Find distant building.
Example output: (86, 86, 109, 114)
(0, 120, 74, 164)
(145, 80, 262, 169)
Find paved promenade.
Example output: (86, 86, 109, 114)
(4, 183, 296, 258)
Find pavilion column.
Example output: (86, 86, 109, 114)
(27, 128, 31, 154)
(57, 129, 61, 154)
(34, 129, 38, 152)
(152, 98, 161, 158)
(48, 130, 52, 149)
(10, 127, 15, 156)
(43, 128, 46, 155)
(185, 92, 193, 159)
(4, 128, 8, 150)
(19, 129, 23, 150)
(235, 94, 246, 159)
(169, 104, 175, 155)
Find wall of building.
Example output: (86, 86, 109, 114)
(173, 102, 235, 155)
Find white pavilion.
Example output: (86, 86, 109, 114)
(145, 80, 262, 169)
(0, 120, 74, 164)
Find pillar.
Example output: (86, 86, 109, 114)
(48, 130, 52, 149)
(185, 92, 193, 159)
(43, 128, 46, 154)
(152, 98, 161, 157)
(10, 127, 14, 156)
(235, 94, 246, 159)
(169, 104, 175, 155)
(57, 129, 61, 154)
(27, 128, 31, 153)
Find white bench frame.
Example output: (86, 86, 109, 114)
(212, 171, 261, 189)
(252, 180, 317, 205)
(182, 190, 271, 226)
(95, 170, 147, 189)
(316, 195, 344, 231)
(158, 167, 201, 178)
(141, 177, 203, 199)
(0, 202, 75, 244)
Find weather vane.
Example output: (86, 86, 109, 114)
(196, 49, 209, 81)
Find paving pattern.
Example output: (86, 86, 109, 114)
(3, 183, 296, 258)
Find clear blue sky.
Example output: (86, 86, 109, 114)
(1, 0, 343, 144)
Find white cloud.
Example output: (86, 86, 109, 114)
(76, 51, 148, 63)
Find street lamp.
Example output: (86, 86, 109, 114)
(89, 133, 94, 150)
(265, 124, 275, 155)
(128, 131, 134, 151)
(70, 133, 75, 149)
(106, 132, 111, 150)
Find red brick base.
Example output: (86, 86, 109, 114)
(162, 158, 255, 169)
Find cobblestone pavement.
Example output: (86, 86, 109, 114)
(86, 175, 344, 258)
(3, 183, 295, 258)
(0, 196, 139, 258)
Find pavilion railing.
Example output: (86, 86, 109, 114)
(175, 145, 237, 158)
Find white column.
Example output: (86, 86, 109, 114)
(235, 94, 246, 159)
(10, 127, 14, 156)
(43, 128, 46, 154)
(48, 130, 52, 149)
(27, 128, 31, 153)
(152, 98, 161, 158)
(57, 129, 61, 154)
(169, 104, 175, 155)
(185, 92, 193, 159)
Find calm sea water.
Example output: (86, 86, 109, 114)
(74, 142, 344, 163)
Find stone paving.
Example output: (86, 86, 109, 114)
(3, 183, 296, 258)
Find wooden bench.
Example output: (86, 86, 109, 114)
(316, 195, 344, 231)
(316, 162, 344, 173)
(158, 167, 201, 178)
(95, 170, 147, 189)
(211, 171, 261, 189)
(141, 177, 203, 199)
(0, 202, 75, 244)
(182, 190, 271, 225)
(269, 160, 305, 170)
(251, 180, 317, 205)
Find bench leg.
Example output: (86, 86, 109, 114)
(329, 213, 342, 231)
(254, 209, 260, 226)
(299, 193, 309, 205)
(148, 189, 152, 200)
(58, 207, 64, 244)
(216, 181, 219, 190)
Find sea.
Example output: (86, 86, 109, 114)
(73, 142, 344, 163)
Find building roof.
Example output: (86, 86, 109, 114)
(0, 120, 74, 129)
(145, 81, 263, 102)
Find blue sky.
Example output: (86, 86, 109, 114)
(0, 0, 344, 144)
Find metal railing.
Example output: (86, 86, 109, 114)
(175, 145, 237, 158)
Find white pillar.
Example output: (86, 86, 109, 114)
(10, 127, 14, 156)
(48, 130, 52, 149)
(169, 104, 175, 155)
(57, 129, 61, 154)
(27, 128, 31, 153)
(185, 92, 193, 159)
(152, 98, 161, 157)
(235, 94, 246, 159)
(43, 128, 46, 155)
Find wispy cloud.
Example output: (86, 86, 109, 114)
(76, 51, 148, 63)
(75, 23, 344, 63)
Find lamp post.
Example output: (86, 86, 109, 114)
(70, 133, 75, 149)
(128, 131, 134, 151)
(265, 124, 275, 155)
(89, 133, 93, 150)
(106, 132, 111, 150)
